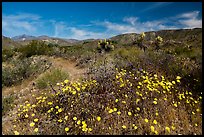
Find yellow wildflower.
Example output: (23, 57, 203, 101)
(82, 121, 86, 125)
(115, 99, 119, 102)
(195, 123, 198, 127)
(153, 120, 157, 125)
(165, 127, 170, 133)
(128, 112, 132, 116)
(153, 101, 157, 105)
(154, 130, 158, 135)
(113, 108, 117, 112)
(134, 126, 138, 130)
(34, 128, 38, 132)
(73, 117, 77, 121)
(30, 122, 35, 127)
(65, 127, 69, 132)
(136, 99, 140, 104)
(144, 118, 149, 123)
(122, 101, 126, 104)
(25, 114, 28, 118)
(176, 76, 181, 79)
(150, 126, 155, 132)
(77, 120, 81, 125)
(122, 125, 127, 129)
(48, 102, 53, 105)
(34, 118, 39, 122)
(171, 125, 176, 130)
(14, 131, 20, 135)
(176, 79, 180, 83)
(64, 80, 69, 84)
(58, 108, 63, 113)
(58, 119, 63, 122)
(72, 91, 77, 95)
(117, 111, 121, 115)
(109, 109, 114, 113)
(64, 116, 68, 120)
(88, 128, 92, 132)
(97, 116, 101, 121)
(137, 107, 140, 111)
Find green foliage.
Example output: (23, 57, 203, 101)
(36, 68, 69, 89)
(2, 57, 51, 87)
(2, 47, 15, 62)
(17, 40, 53, 59)
(97, 39, 115, 53)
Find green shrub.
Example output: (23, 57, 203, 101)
(2, 47, 15, 62)
(36, 68, 69, 89)
(2, 94, 15, 115)
(2, 57, 51, 87)
(17, 40, 53, 58)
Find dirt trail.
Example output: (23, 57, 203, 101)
(49, 57, 86, 81)
(3, 56, 86, 96)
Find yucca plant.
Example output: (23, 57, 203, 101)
(155, 36, 163, 51)
(97, 39, 115, 53)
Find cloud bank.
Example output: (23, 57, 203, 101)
(2, 11, 202, 40)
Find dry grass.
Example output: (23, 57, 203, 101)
(3, 68, 202, 135)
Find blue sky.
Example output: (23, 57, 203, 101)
(2, 2, 202, 40)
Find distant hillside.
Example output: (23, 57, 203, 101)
(110, 28, 202, 46)
(3, 28, 202, 48)
(10, 34, 82, 46)
(12, 34, 37, 41)
(2, 36, 21, 48)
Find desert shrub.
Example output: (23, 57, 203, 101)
(2, 94, 15, 115)
(17, 40, 53, 59)
(110, 46, 201, 94)
(2, 57, 51, 87)
(2, 47, 15, 62)
(36, 68, 69, 89)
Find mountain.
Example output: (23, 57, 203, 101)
(2, 36, 21, 48)
(11, 34, 81, 46)
(63, 38, 80, 43)
(12, 34, 37, 41)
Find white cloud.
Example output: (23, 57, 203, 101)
(177, 11, 202, 28)
(68, 27, 109, 40)
(103, 21, 137, 33)
(2, 13, 42, 37)
(123, 17, 138, 26)
(53, 22, 68, 37)
(52, 22, 109, 40)
(178, 11, 199, 19)
(179, 19, 202, 28)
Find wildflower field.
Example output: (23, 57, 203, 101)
(2, 30, 202, 135)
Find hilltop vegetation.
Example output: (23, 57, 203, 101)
(2, 28, 202, 135)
